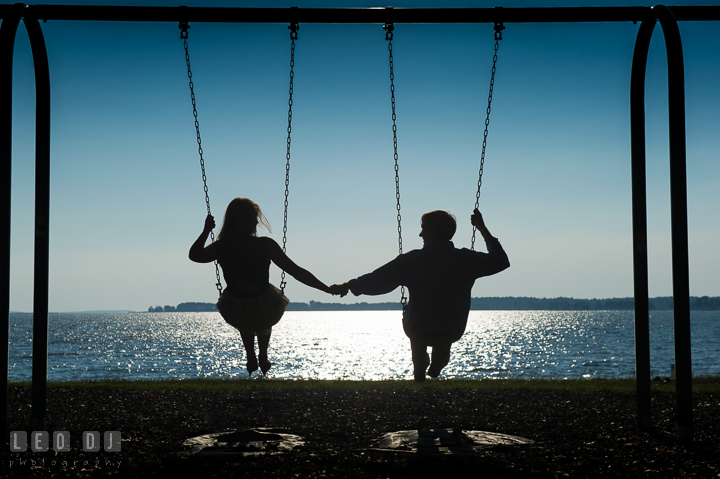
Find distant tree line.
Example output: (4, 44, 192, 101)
(469, 296, 720, 311)
(149, 296, 720, 312)
(148, 302, 218, 312)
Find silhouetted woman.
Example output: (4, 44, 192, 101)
(189, 197, 335, 375)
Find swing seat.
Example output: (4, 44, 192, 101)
(216, 285, 289, 335)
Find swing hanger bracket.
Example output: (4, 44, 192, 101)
(384, 7, 394, 42)
(493, 22, 505, 41)
(178, 5, 190, 39)
(179, 21, 189, 39)
(288, 5, 299, 40)
(288, 22, 299, 40)
(383, 22, 394, 41)
(493, 6, 505, 41)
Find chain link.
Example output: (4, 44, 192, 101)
(385, 23, 407, 309)
(280, 23, 298, 294)
(471, 22, 504, 251)
(181, 22, 223, 297)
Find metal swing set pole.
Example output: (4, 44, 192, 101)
(630, 4, 693, 444)
(1, 4, 719, 23)
(1, 2, 51, 433)
(3, 2, 718, 444)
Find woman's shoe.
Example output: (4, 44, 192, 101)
(259, 357, 272, 375)
(246, 357, 259, 375)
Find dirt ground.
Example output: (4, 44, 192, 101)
(2, 386, 719, 478)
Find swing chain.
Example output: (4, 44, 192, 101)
(280, 23, 298, 294)
(386, 23, 407, 309)
(181, 21, 223, 297)
(471, 21, 503, 252)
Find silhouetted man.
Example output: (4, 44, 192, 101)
(332, 209, 509, 381)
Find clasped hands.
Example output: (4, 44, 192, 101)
(328, 282, 349, 297)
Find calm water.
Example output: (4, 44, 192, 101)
(7, 311, 720, 382)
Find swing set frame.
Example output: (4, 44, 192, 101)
(2, 3, 720, 444)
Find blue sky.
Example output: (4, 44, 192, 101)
(7, 0, 720, 312)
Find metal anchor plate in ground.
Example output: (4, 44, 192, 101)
(181, 428, 305, 457)
(368, 428, 534, 455)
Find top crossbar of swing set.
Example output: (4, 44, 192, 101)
(2, 4, 720, 24)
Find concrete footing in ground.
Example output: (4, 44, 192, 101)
(180, 427, 533, 458)
(180, 428, 305, 457)
(366, 428, 534, 455)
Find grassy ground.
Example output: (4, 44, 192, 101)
(13, 375, 720, 394)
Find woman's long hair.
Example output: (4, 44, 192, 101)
(217, 197, 271, 242)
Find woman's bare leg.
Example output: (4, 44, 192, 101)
(240, 331, 258, 374)
(258, 330, 272, 374)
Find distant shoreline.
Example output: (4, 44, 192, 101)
(11, 295, 718, 313)
(146, 295, 720, 313)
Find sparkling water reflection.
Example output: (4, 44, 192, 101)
(8, 310, 720, 382)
